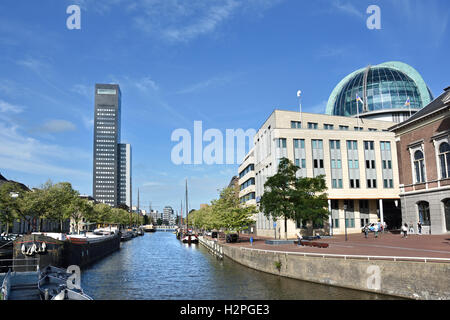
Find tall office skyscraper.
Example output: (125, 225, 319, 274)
(93, 84, 122, 206)
(118, 143, 132, 208)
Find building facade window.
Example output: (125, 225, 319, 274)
(291, 121, 302, 129)
(414, 150, 426, 183)
(308, 122, 318, 130)
(347, 140, 360, 189)
(444, 199, 450, 232)
(417, 201, 430, 226)
(293, 139, 307, 177)
(344, 200, 355, 228)
(312, 139, 325, 177)
(359, 200, 370, 227)
(276, 138, 287, 165)
(331, 200, 339, 228)
(438, 142, 450, 179)
(330, 140, 343, 189)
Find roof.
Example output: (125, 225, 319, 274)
(0, 172, 30, 191)
(326, 61, 433, 116)
(390, 87, 450, 132)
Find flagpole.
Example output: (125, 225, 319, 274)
(297, 90, 302, 127)
(356, 96, 360, 129)
(408, 97, 411, 117)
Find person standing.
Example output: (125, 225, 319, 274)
(374, 223, 379, 238)
(401, 223, 408, 238)
(417, 221, 422, 235)
(364, 224, 369, 238)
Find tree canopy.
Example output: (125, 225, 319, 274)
(260, 158, 328, 239)
(188, 186, 257, 234)
(0, 180, 141, 234)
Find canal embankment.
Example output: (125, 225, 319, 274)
(199, 235, 450, 300)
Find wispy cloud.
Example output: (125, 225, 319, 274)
(0, 122, 89, 178)
(68, 0, 284, 43)
(176, 73, 240, 94)
(35, 119, 77, 134)
(0, 99, 24, 113)
(331, 0, 364, 19)
(134, 77, 159, 92)
(71, 84, 93, 99)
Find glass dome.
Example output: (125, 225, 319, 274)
(326, 62, 434, 118)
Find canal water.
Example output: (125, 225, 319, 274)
(81, 232, 397, 300)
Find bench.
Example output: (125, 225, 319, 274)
(297, 240, 329, 248)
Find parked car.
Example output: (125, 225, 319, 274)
(226, 233, 239, 243)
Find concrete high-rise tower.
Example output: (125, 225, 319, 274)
(93, 84, 122, 206)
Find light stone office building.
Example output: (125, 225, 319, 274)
(250, 110, 401, 238)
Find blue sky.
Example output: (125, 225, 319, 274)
(0, 0, 449, 213)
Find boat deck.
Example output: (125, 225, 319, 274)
(1, 271, 41, 300)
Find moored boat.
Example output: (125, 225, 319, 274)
(38, 265, 92, 300)
(52, 288, 92, 300)
(120, 231, 133, 242)
(143, 224, 156, 232)
(182, 234, 199, 244)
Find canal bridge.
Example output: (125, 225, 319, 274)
(154, 226, 177, 232)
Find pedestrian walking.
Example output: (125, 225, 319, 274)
(417, 221, 422, 235)
(374, 223, 379, 238)
(401, 223, 408, 238)
(296, 231, 302, 246)
(364, 224, 369, 238)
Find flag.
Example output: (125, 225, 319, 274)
(356, 94, 364, 104)
(405, 97, 410, 107)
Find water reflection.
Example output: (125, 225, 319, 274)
(81, 232, 398, 300)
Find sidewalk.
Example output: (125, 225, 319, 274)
(217, 233, 450, 260)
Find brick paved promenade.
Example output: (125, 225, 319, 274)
(216, 232, 450, 260)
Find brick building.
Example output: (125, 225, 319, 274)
(390, 87, 450, 234)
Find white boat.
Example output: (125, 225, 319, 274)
(38, 265, 92, 300)
(52, 288, 93, 300)
(93, 226, 119, 235)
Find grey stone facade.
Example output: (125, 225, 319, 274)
(401, 188, 450, 234)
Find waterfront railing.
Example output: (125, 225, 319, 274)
(239, 247, 450, 263)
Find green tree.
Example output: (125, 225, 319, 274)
(260, 158, 328, 239)
(291, 175, 329, 234)
(93, 203, 112, 226)
(212, 187, 256, 234)
(260, 158, 298, 240)
(45, 182, 79, 232)
(69, 198, 94, 234)
(0, 182, 24, 234)
(20, 187, 51, 232)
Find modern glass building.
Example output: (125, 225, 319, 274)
(326, 62, 434, 123)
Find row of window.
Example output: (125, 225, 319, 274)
(240, 178, 255, 191)
(240, 192, 256, 204)
(239, 164, 255, 178)
(290, 121, 382, 132)
(413, 142, 450, 183)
